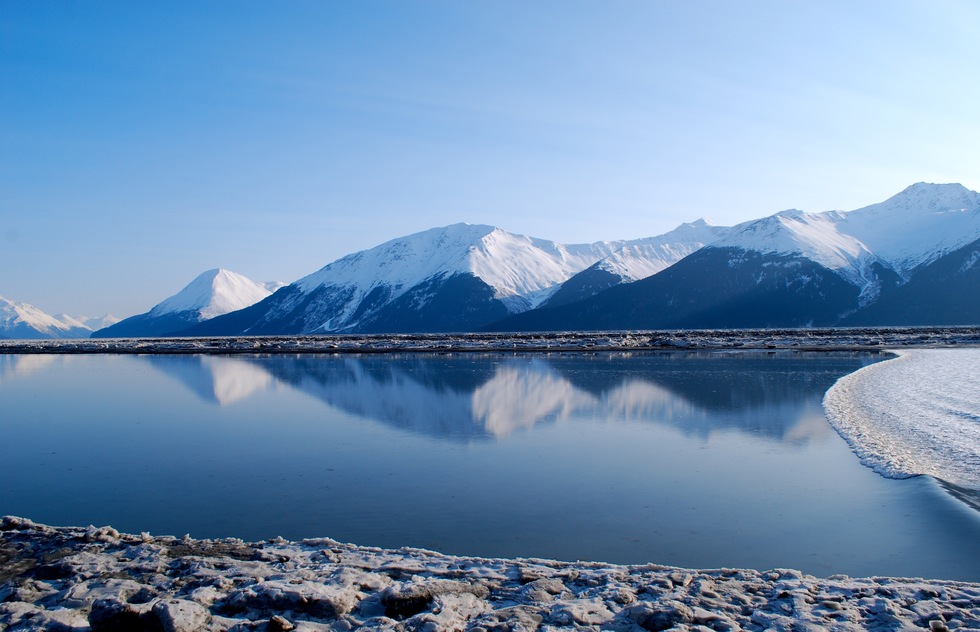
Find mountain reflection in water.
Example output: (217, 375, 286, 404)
(144, 351, 882, 443)
(7, 349, 980, 581)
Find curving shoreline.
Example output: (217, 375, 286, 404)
(824, 348, 980, 494)
(2, 516, 979, 632)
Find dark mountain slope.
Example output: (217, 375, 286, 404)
(843, 237, 980, 326)
(486, 247, 865, 331)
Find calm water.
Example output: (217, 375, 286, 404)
(1, 351, 978, 581)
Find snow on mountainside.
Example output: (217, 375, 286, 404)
(711, 210, 881, 291)
(83, 181, 980, 337)
(494, 182, 980, 332)
(0, 295, 92, 339)
(836, 182, 980, 278)
(295, 223, 624, 316)
(707, 183, 980, 302)
(540, 219, 731, 308)
(150, 269, 286, 320)
(593, 219, 729, 281)
(186, 222, 745, 335)
(93, 269, 285, 338)
(71, 314, 121, 331)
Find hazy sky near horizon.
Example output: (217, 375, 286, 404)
(3, 1, 980, 318)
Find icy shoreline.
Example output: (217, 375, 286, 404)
(2, 517, 978, 632)
(824, 349, 980, 497)
(2, 325, 979, 355)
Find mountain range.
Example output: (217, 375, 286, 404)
(0, 295, 119, 340)
(3, 182, 977, 339)
(493, 182, 979, 331)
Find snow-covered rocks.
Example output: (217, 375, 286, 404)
(1, 517, 978, 631)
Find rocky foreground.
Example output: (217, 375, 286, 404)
(1, 517, 978, 632)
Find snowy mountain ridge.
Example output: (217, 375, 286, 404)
(0, 295, 102, 339)
(28, 181, 979, 337)
(296, 223, 626, 312)
(150, 268, 286, 320)
(711, 182, 980, 300)
(837, 182, 980, 278)
(592, 218, 729, 281)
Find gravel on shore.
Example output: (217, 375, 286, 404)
(2, 326, 979, 356)
(2, 516, 978, 632)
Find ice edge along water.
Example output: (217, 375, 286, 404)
(823, 348, 980, 495)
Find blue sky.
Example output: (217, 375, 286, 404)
(2, 1, 979, 318)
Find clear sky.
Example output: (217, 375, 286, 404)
(2, 1, 979, 318)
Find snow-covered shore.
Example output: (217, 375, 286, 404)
(2, 516, 978, 632)
(825, 349, 980, 498)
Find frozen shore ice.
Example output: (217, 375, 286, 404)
(2, 516, 979, 632)
(824, 349, 980, 497)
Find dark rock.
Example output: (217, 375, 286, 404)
(89, 598, 161, 632)
(624, 600, 695, 631)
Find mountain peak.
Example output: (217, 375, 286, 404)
(775, 209, 807, 219)
(687, 218, 716, 228)
(0, 295, 93, 339)
(150, 268, 283, 320)
(871, 182, 980, 214)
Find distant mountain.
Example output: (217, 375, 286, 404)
(75, 182, 980, 337)
(92, 269, 285, 338)
(542, 219, 729, 308)
(72, 314, 121, 331)
(490, 182, 980, 331)
(0, 295, 95, 339)
(185, 222, 744, 336)
(183, 224, 624, 335)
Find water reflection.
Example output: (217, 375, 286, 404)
(4, 350, 979, 581)
(143, 351, 880, 443)
(0, 354, 57, 382)
(146, 355, 278, 406)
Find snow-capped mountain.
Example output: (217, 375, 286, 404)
(708, 182, 980, 303)
(294, 223, 622, 313)
(542, 219, 730, 307)
(92, 269, 285, 338)
(493, 182, 980, 331)
(0, 295, 96, 339)
(62, 181, 980, 337)
(185, 224, 643, 335)
(71, 314, 121, 331)
(835, 182, 980, 278)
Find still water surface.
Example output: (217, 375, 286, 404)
(1, 351, 978, 580)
